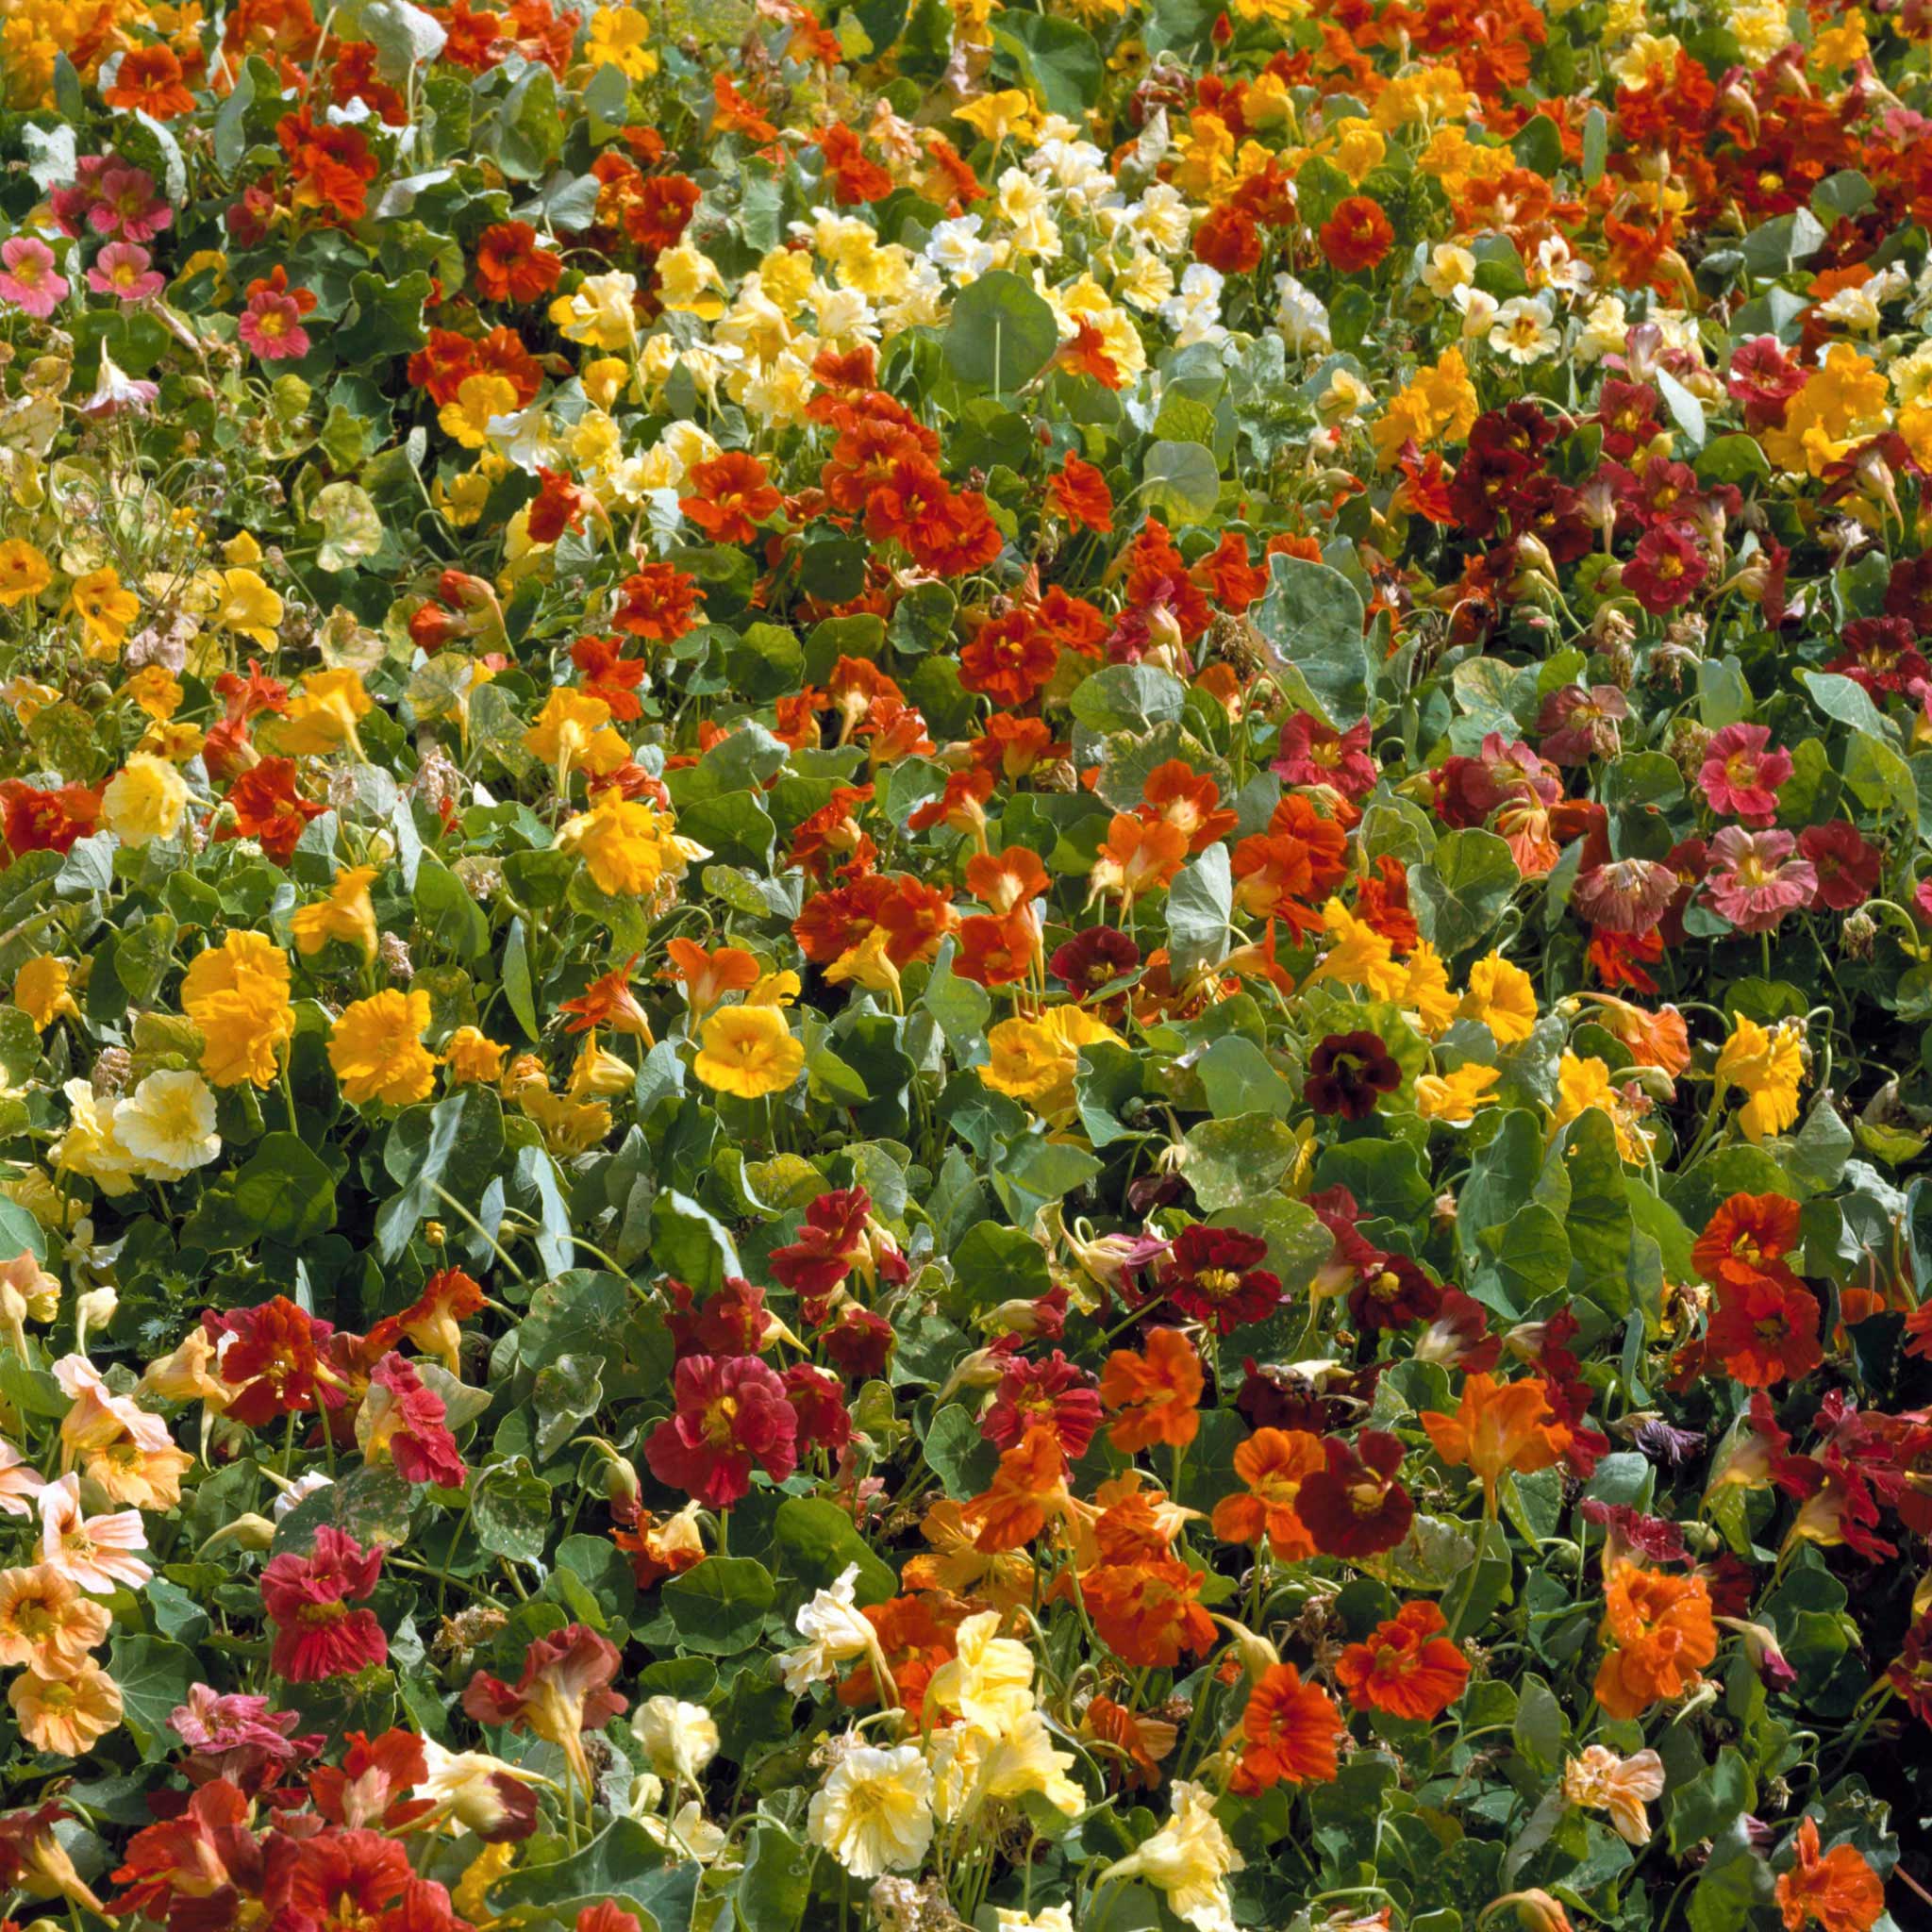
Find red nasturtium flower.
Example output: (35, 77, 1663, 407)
(644, 1353, 800, 1507)
(259, 1526, 387, 1682)
(679, 451, 781, 544)
(1335, 1600, 1471, 1720)
(1705, 1269, 1823, 1389)
(1318, 195, 1394, 273)
(1294, 1430, 1415, 1557)
(1157, 1224, 1284, 1337)
(463, 1624, 627, 1800)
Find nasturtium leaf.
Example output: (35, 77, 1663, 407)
(943, 270, 1058, 392)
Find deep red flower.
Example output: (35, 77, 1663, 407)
(770, 1186, 874, 1315)
(1193, 203, 1261, 275)
(1158, 1225, 1283, 1338)
(982, 1351, 1102, 1461)
(473, 219, 562, 304)
(1348, 1255, 1442, 1333)
(1622, 521, 1707, 614)
(643, 1354, 799, 1507)
(259, 1527, 387, 1682)
(1295, 1430, 1415, 1557)
(1304, 1030, 1401, 1120)
(783, 1362, 854, 1454)
(611, 561, 703, 641)
(0, 778, 102, 857)
(277, 1826, 412, 1924)
(1798, 822, 1880, 911)
(207, 1295, 338, 1426)
(666, 1275, 780, 1360)
(221, 757, 325, 862)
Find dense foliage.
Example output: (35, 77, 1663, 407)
(0, 0, 1926, 1927)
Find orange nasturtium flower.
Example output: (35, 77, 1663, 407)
(964, 1426, 1071, 1554)
(1420, 1372, 1563, 1515)
(1592, 1561, 1718, 1721)
(662, 938, 760, 1016)
(1209, 1428, 1324, 1557)
(1334, 1600, 1471, 1720)
(1099, 1328, 1204, 1454)
(1774, 1815, 1885, 1932)
(1089, 812, 1190, 908)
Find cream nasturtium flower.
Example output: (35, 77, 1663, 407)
(807, 1740, 935, 1879)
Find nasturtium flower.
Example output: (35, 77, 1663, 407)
(328, 990, 438, 1107)
(1561, 1745, 1665, 1847)
(523, 687, 631, 779)
(692, 1004, 804, 1099)
(807, 1740, 934, 1879)
(0, 540, 51, 606)
(1100, 1328, 1203, 1453)
(205, 566, 284, 647)
(9, 1658, 122, 1757)
(291, 864, 380, 960)
(977, 1005, 1123, 1120)
(101, 753, 187, 847)
(1420, 1372, 1563, 1516)
(1714, 1014, 1806, 1142)
(557, 789, 700, 898)
(276, 667, 374, 758)
(116, 1070, 221, 1182)
(180, 930, 295, 1088)
(1097, 1779, 1244, 1932)
(1593, 1562, 1717, 1721)
(67, 565, 139, 658)
(1774, 1817, 1886, 1932)
(644, 1353, 798, 1508)
(12, 956, 75, 1031)
(1336, 1601, 1471, 1720)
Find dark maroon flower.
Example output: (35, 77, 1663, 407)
(1348, 1255, 1442, 1333)
(1159, 1224, 1284, 1337)
(1050, 925, 1141, 997)
(1304, 1030, 1400, 1120)
(1412, 1289, 1500, 1373)
(1580, 1498, 1690, 1565)
(1885, 550, 1932, 634)
(1295, 1430, 1414, 1557)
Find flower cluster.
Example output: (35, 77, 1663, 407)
(0, 0, 1926, 1926)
